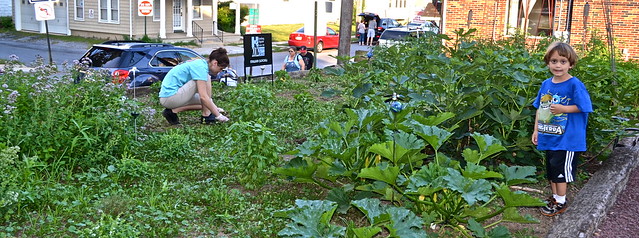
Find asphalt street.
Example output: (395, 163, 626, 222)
(0, 33, 90, 65)
(0, 32, 373, 75)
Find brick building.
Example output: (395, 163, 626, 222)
(439, 0, 638, 60)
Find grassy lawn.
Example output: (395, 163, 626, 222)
(260, 23, 342, 42)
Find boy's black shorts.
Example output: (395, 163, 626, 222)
(545, 150, 581, 183)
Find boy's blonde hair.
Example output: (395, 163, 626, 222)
(544, 42, 578, 66)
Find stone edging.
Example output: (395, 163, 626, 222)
(546, 136, 639, 238)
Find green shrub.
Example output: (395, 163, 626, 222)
(0, 17, 13, 29)
(217, 1, 248, 33)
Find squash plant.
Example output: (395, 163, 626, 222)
(276, 106, 544, 236)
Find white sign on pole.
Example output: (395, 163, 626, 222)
(34, 2, 55, 21)
(138, 0, 154, 16)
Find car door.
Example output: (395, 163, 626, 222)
(324, 27, 340, 48)
(149, 51, 182, 80)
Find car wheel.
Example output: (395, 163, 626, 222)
(316, 42, 324, 53)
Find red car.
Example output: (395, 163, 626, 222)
(288, 27, 339, 53)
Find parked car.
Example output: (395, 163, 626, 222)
(377, 27, 435, 47)
(78, 41, 204, 88)
(357, 12, 402, 43)
(287, 27, 339, 53)
(407, 21, 440, 34)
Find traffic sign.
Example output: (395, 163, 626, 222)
(29, 0, 57, 3)
(34, 2, 55, 21)
(138, 0, 153, 16)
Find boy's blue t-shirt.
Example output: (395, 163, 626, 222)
(159, 59, 209, 98)
(532, 76, 593, 151)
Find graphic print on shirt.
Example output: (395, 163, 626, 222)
(537, 92, 569, 135)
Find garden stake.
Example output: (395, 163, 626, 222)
(130, 67, 140, 141)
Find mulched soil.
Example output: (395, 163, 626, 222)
(593, 165, 639, 237)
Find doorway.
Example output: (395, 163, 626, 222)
(172, 0, 183, 32)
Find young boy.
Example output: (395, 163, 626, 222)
(532, 42, 593, 216)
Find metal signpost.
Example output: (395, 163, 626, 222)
(31, 0, 56, 65)
(138, 0, 154, 36)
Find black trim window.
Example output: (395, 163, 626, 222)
(506, 0, 554, 36)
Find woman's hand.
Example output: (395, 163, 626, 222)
(215, 115, 229, 122)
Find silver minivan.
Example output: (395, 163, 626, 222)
(377, 28, 430, 46)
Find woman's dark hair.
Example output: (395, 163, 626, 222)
(209, 48, 230, 68)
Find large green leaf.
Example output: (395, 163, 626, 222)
(327, 187, 351, 214)
(367, 141, 410, 165)
(353, 83, 373, 98)
(386, 207, 427, 238)
(277, 200, 346, 238)
(349, 226, 382, 238)
(391, 130, 424, 150)
(462, 148, 481, 164)
(467, 218, 487, 238)
(351, 108, 384, 129)
(443, 168, 492, 206)
(351, 198, 390, 225)
(501, 207, 539, 224)
(495, 184, 546, 207)
(470, 133, 506, 163)
(463, 163, 503, 180)
(411, 125, 452, 151)
(407, 163, 447, 193)
(274, 157, 317, 184)
(498, 164, 537, 185)
(355, 181, 391, 197)
(358, 162, 400, 185)
(411, 112, 456, 126)
(486, 226, 511, 238)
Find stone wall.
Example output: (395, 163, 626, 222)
(546, 136, 639, 238)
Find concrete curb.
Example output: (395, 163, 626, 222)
(546, 136, 639, 238)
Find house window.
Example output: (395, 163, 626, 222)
(506, 0, 553, 36)
(193, 0, 202, 20)
(75, 0, 84, 20)
(99, 0, 119, 23)
(153, 0, 160, 21)
(325, 2, 332, 13)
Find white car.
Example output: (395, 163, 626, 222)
(407, 21, 440, 34)
(377, 27, 434, 47)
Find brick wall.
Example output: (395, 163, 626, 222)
(444, 0, 639, 60)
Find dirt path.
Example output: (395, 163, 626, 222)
(594, 165, 639, 237)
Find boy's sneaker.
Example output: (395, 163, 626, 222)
(162, 108, 180, 125)
(540, 199, 568, 216)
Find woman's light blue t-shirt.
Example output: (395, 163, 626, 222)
(159, 59, 209, 98)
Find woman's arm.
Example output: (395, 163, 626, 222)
(282, 57, 287, 70)
(196, 80, 222, 117)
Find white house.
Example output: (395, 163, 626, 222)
(0, 0, 12, 17)
(10, 0, 434, 42)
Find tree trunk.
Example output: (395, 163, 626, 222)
(337, 0, 354, 66)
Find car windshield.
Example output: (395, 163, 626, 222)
(84, 47, 125, 68)
(380, 31, 413, 40)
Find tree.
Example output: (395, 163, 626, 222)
(217, 1, 249, 33)
(338, 0, 354, 66)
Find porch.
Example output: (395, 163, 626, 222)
(162, 30, 243, 48)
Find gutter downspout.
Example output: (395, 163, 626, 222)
(213, 0, 218, 35)
(129, 0, 133, 39)
(66, 0, 70, 35)
(159, 0, 166, 38)
(566, 0, 574, 43)
(13, 0, 21, 31)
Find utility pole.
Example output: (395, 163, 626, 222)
(338, 0, 354, 66)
